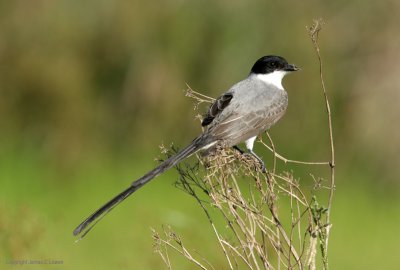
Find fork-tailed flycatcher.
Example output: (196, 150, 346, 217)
(73, 55, 299, 238)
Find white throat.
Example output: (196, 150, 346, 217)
(256, 71, 287, 90)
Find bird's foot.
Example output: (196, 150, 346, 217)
(233, 146, 266, 173)
(233, 145, 245, 154)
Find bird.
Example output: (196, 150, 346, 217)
(73, 55, 299, 238)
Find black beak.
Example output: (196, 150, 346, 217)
(284, 64, 300, 72)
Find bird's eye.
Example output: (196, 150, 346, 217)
(270, 62, 276, 67)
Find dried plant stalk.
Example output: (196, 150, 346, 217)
(154, 145, 319, 270)
(307, 18, 335, 270)
(153, 19, 334, 270)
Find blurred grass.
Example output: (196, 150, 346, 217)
(1, 0, 400, 269)
(1, 147, 399, 269)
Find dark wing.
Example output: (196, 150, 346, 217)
(208, 92, 288, 146)
(202, 93, 233, 126)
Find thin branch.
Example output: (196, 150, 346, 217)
(308, 18, 335, 270)
(260, 136, 330, 166)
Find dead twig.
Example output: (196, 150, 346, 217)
(153, 19, 334, 270)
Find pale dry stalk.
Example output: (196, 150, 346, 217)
(153, 19, 334, 269)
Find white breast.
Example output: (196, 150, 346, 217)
(256, 71, 288, 90)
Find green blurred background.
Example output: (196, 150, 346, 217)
(1, 0, 399, 269)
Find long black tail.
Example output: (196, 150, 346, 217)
(73, 137, 205, 239)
